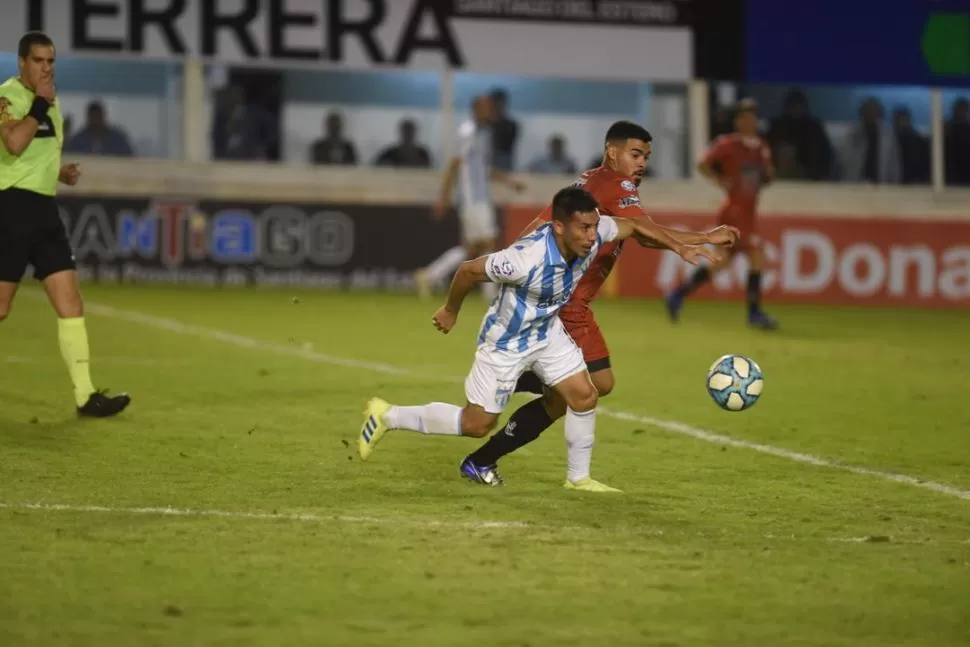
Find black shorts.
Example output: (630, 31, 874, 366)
(0, 187, 75, 283)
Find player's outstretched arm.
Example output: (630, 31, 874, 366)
(632, 216, 740, 249)
(432, 247, 530, 334)
(612, 217, 724, 266)
(618, 213, 700, 254)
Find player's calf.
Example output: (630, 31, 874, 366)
(0, 281, 17, 322)
(551, 371, 603, 485)
(589, 366, 614, 397)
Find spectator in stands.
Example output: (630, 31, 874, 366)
(528, 134, 577, 174)
(944, 97, 970, 186)
(211, 85, 273, 161)
(892, 107, 930, 184)
(374, 119, 431, 168)
(65, 101, 133, 157)
(311, 112, 358, 165)
(766, 89, 833, 181)
(490, 88, 519, 171)
(840, 97, 900, 184)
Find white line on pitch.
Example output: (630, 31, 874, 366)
(0, 502, 529, 529)
(3, 502, 967, 546)
(25, 296, 970, 503)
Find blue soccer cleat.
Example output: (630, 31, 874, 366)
(459, 457, 504, 487)
(664, 290, 684, 323)
(748, 309, 779, 331)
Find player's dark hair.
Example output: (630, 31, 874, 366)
(551, 187, 598, 223)
(605, 120, 652, 145)
(735, 98, 758, 117)
(18, 32, 54, 59)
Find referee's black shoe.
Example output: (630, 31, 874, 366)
(77, 390, 131, 418)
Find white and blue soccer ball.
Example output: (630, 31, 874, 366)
(706, 354, 764, 411)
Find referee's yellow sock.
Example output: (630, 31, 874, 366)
(58, 317, 96, 407)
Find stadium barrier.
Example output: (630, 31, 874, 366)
(59, 158, 970, 308)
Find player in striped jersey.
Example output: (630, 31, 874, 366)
(357, 187, 722, 492)
(460, 121, 740, 487)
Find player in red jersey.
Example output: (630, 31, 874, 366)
(664, 99, 778, 330)
(459, 121, 740, 488)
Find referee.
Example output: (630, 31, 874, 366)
(0, 31, 130, 417)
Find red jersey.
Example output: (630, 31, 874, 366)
(537, 166, 644, 311)
(702, 134, 772, 218)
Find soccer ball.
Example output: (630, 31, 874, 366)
(706, 354, 764, 411)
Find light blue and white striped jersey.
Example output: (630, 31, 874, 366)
(456, 119, 492, 206)
(477, 216, 621, 353)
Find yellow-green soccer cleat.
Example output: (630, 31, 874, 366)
(358, 398, 392, 461)
(563, 477, 623, 493)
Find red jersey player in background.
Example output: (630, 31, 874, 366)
(664, 99, 778, 330)
(459, 121, 740, 490)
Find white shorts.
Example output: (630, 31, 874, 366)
(465, 318, 586, 414)
(459, 203, 498, 244)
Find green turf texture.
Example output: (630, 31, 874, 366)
(2, 286, 968, 646)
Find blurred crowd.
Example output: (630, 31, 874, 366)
(66, 77, 970, 188)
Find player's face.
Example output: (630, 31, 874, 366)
(473, 97, 495, 124)
(555, 210, 600, 259)
(19, 45, 55, 90)
(735, 110, 759, 136)
(613, 139, 651, 185)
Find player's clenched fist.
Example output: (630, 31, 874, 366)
(35, 77, 55, 102)
(432, 305, 457, 334)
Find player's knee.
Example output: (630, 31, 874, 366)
(567, 385, 598, 414)
(52, 289, 84, 318)
(460, 409, 497, 438)
(55, 298, 84, 318)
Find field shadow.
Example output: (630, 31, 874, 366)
(0, 416, 85, 450)
(0, 392, 87, 449)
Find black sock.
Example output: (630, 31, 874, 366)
(747, 271, 762, 315)
(466, 398, 554, 466)
(677, 266, 711, 298)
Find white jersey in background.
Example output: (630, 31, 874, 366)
(455, 119, 497, 243)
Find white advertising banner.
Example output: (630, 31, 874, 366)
(0, 0, 692, 81)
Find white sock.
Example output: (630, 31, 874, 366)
(384, 403, 463, 436)
(425, 246, 468, 285)
(480, 281, 498, 302)
(565, 407, 596, 482)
